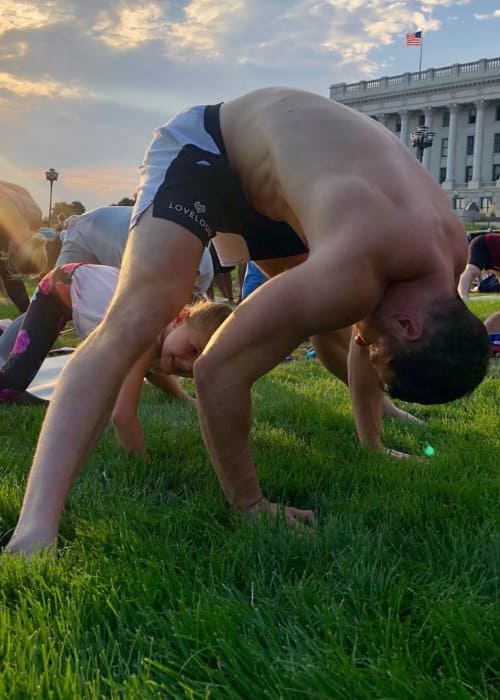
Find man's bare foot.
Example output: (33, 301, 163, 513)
(4, 531, 57, 558)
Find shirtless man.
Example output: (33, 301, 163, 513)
(6, 87, 489, 554)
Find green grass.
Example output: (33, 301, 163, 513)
(0, 295, 498, 698)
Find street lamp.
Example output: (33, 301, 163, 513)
(45, 168, 59, 226)
(410, 125, 435, 163)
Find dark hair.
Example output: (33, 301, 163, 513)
(386, 297, 491, 404)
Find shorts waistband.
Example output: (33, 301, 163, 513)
(204, 103, 226, 158)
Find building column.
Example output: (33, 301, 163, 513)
(470, 100, 485, 188)
(399, 110, 409, 147)
(422, 106, 433, 170)
(377, 113, 387, 127)
(443, 104, 458, 190)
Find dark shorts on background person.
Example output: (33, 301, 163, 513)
(131, 103, 308, 261)
(468, 233, 500, 271)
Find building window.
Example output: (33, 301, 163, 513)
(418, 114, 425, 126)
(493, 164, 500, 181)
(453, 197, 465, 210)
(395, 120, 401, 133)
(496, 105, 500, 121)
(465, 166, 473, 182)
(466, 135, 475, 156)
(481, 197, 493, 214)
(494, 133, 500, 154)
(440, 138, 448, 157)
(439, 167, 447, 183)
(468, 108, 476, 124)
(442, 110, 450, 127)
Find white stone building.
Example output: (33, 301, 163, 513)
(330, 57, 500, 220)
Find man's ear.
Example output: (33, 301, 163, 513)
(395, 314, 423, 341)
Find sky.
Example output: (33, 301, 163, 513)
(1, 0, 500, 216)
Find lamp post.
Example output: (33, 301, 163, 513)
(45, 168, 59, 226)
(410, 125, 435, 163)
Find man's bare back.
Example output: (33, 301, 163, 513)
(220, 87, 466, 283)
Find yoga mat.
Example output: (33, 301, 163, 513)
(27, 354, 72, 400)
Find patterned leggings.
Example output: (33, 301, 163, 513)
(0, 263, 82, 402)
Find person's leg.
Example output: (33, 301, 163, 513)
(0, 257, 30, 313)
(0, 268, 73, 404)
(6, 207, 203, 555)
(484, 311, 500, 333)
(0, 314, 25, 363)
(236, 263, 246, 303)
(214, 271, 234, 302)
(206, 282, 215, 300)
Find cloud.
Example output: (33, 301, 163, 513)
(166, 0, 244, 57)
(90, 0, 245, 58)
(80, 0, 449, 75)
(475, 10, 500, 21)
(0, 72, 95, 99)
(0, 2, 70, 35)
(91, 3, 168, 50)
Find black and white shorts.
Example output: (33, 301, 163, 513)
(131, 103, 308, 264)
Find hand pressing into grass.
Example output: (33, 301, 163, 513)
(382, 446, 413, 460)
(245, 497, 315, 527)
(111, 412, 149, 458)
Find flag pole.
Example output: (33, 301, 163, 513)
(418, 28, 424, 73)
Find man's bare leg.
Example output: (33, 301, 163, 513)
(6, 208, 203, 555)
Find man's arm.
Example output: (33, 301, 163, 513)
(111, 344, 156, 456)
(195, 252, 382, 523)
(347, 335, 384, 449)
(458, 264, 481, 301)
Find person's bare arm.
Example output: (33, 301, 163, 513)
(5, 211, 202, 556)
(195, 251, 383, 524)
(311, 328, 420, 448)
(112, 344, 156, 456)
(347, 335, 384, 448)
(458, 264, 480, 301)
(147, 372, 196, 406)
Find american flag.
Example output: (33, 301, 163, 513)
(406, 31, 422, 46)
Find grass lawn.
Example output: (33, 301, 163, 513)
(0, 295, 498, 698)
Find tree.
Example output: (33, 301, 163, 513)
(71, 201, 86, 215)
(111, 196, 136, 207)
(50, 201, 86, 223)
(41, 201, 86, 227)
